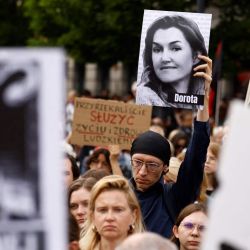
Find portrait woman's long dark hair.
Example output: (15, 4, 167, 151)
(139, 15, 208, 107)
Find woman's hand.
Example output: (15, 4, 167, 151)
(108, 144, 123, 176)
(108, 144, 120, 160)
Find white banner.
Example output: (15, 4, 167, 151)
(202, 100, 250, 250)
(0, 48, 66, 250)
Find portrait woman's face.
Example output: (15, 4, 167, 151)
(152, 27, 194, 91)
(93, 190, 136, 242)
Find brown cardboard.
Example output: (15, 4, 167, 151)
(70, 97, 152, 149)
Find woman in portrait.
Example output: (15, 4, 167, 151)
(137, 15, 210, 109)
(79, 175, 144, 250)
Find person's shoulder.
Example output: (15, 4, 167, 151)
(136, 84, 165, 106)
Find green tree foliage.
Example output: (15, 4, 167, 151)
(0, 0, 30, 46)
(23, 0, 195, 71)
(210, 0, 250, 77)
(1, 0, 249, 80)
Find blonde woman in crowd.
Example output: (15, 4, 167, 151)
(79, 175, 144, 250)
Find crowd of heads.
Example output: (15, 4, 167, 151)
(63, 98, 226, 249)
(63, 40, 228, 249)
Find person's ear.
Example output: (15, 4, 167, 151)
(163, 165, 169, 175)
(173, 225, 179, 239)
(193, 51, 202, 66)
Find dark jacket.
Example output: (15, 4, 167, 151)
(131, 120, 210, 238)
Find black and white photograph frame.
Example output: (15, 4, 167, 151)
(0, 48, 66, 250)
(136, 9, 212, 109)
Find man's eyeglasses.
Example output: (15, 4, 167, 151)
(180, 222, 206, 233)
(130, 159, 162, 172)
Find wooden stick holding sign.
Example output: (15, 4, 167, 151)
(70, 98, 152, 150)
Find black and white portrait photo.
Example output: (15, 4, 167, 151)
(0, 49, 66, 250)
(136, 10, 212, 109)
(0, 59, 40, 221)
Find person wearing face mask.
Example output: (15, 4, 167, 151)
(137, 15, 209, 109)
(171, 203, 208, 250)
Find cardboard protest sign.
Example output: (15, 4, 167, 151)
(136, 9, 212, 109)
(70, 97, 152, 149)
(0, 48, 66, 250)
(202, 101, 250, 250)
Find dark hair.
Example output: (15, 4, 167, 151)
(142, 15, 207, 97)
(170, 202, 207, 247)
(68, 213, 80, 242)
(81, 169, 110, 180)
(169, 129, 188, 156)
(66, 153, 80, 180)
(86, 148, 111, 171)
(68, 177, 99, 206)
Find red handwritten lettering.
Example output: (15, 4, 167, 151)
(127, 115, 134, 125)
(109, 114, 117, 124)
(90, 111, 134, 125)
(117, 114, 126, 124)
(90, 110, 98, 122)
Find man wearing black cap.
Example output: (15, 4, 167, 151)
(130, 55, 212, 238)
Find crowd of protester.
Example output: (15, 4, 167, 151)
(63, 55, 231, 250)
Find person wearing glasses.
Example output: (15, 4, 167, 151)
(130, 55, 212, 238)
(171, 203, 207, 250)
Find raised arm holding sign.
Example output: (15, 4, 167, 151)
(130, 55, 212, 237)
